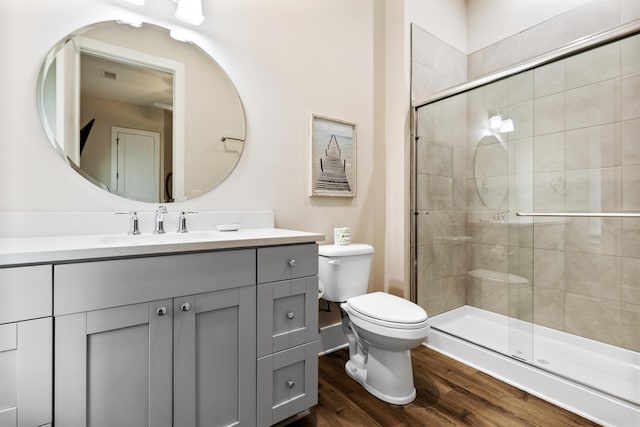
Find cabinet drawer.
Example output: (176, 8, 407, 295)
(0, 265, 51, 324)
(257, 244, 317, 284)
(257, 278, 318, 357)
(54, 249, 256, 316)
(257, 342, 318, 427)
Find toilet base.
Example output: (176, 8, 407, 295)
(344, 347, 417, 405)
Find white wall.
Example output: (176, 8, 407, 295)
(379, 0, 467, 297)
(0, 0, 387, 290)
(466, 0, 590, 53)
(406, 0, 467, 53)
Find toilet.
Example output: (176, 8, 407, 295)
(318, 244, 430, 405)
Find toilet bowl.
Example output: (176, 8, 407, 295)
(319, 244, 430, 405)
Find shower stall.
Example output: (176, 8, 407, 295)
(412, 23, 640, 426)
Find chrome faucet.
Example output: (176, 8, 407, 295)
(154, 206, 167, 234)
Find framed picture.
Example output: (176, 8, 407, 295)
(309, 114, 357, 197)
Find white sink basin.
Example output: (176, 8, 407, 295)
(98, 231, 218, 246)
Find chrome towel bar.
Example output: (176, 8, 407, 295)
(516, 212, 640, 218)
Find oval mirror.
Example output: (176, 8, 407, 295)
(473, 135, 508, 209)
(37, 21, 246, 203)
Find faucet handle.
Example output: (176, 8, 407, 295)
(154, 205, 167, 235)
(176, 211, 198, 233)
(116, 211, 141, 235)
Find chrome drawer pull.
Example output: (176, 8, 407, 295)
(156, 307, 167, 316)
(181, 303, 191, 312)
(287, 312, 295, 320)
(287, 379, 295, 389)
(288, 259, 297, 267)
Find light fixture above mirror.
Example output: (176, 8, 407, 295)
(174, 0, 205, 25)
(124, 0, 205, 25)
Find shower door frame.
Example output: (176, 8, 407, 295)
(410, 19, 640, 305)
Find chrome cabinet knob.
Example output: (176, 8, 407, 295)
(156, 307, 167, 316)
(181, 302, 191, 312)
(287, 379, 295, 389)
(288, 259, 297, 267)
(287, 312, 295, 320)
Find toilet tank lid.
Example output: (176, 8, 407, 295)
(319, 243, 374, 257)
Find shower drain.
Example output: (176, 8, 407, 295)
(537, 358, 551, 366)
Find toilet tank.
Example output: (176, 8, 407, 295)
(318, 244, 374, 302)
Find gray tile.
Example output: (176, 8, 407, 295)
(622, 218, 640, 258)
(467, 50, 484, 80)
(564, 42, 620, 90)
(622, 119, 640, 166)
(622, 0, 640, 22)
(621, 35, 640, 76)
(565, 123, 621, 170)
(533, 249, 565, 290)
(565, 252, 621, 301)
(564, 0, 621, 44)
(520, 14, 566, 60)
(482, 34, 520, 75)
(534, 133, 564, 173)
(534, 288, 565, 330)
(535, 61, 565, 98)
(411, 24, 436, 69)
(622, 73, 640, 120)
(565, 80, 621, 130)
(565, 293, 622, 346)
(534, 93, 565, 135)
(622, 165, 640, 211)
(622, 257, 640, 305)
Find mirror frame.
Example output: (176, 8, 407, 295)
(473, 134, 509, 209)
(36, 20, 246, 203)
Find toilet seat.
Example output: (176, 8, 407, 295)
(345, 292, 429, 330)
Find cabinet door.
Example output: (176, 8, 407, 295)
(55, 300, 173, 427)
(0, 318, 51, 427)
(173, 286, 256, 427)
(257, 277, 318, 357)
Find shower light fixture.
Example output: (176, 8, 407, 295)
(499, 118, 514, 133)
(175, 0, 205, 25)
(489, 113, 502, 130)
(488, 112, 514, 133)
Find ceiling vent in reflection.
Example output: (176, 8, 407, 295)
(102, 70, 117, 80)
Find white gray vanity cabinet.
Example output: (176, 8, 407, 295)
(256, 244, 319, 427)
(0, 265, 52, 427)
(53, 249, 257, 427)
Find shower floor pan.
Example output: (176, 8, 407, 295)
(426, 305, 640, 427)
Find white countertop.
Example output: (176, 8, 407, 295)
(0, 228, 325, 267)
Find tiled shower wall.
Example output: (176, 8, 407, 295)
(412, 0, 640, 351)
(527, 35, 640, 351)
(412, 24, 468, 315)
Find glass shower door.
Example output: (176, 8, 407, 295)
(414, 72, 535, 364)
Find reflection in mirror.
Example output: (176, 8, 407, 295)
(38, 21, 246, 203)
(473, 134, 508, 209)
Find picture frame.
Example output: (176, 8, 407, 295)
(309, 114, 357, 197)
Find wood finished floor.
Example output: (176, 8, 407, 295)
(291, 346, 601, 427)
